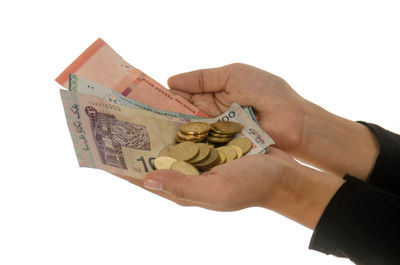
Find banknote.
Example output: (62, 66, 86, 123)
(70, 73, 259, 124)
(60, 90, 274, 179)
(56, 38, 208, 117)
(69, 74, 204, 120)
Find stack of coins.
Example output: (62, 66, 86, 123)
(176, 121, 244, 145)
(153, 121, 254, 176)
(176, 122, 211, 143)
(207, 121, 243, 144)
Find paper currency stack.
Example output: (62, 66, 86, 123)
(57, 38, 274, 180)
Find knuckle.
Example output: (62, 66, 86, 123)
(229, 62, 245, 69)
(225, 63, 247, 77)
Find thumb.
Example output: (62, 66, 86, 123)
(168, 64, 233, 94)
(144, 169, 219, 203)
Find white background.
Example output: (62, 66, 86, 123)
(1, 1, 399, 264)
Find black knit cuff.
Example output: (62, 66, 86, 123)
(309, 175, 364, 258)
(309, 175, 400, 265)
(357, 121, 400, 196)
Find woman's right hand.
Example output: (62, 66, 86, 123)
(168, 63, 307, 153)
(169, 63, 379, 179)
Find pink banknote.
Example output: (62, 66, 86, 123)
(56, 38, 208, 117)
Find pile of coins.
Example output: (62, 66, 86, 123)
(177, 121, 243, 144)
(153, 121, 253, 176)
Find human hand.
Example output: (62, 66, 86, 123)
(169, 63, 379, 179)
(168, 63, 306, 152)
(143, 148, 344, 229)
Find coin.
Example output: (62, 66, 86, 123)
(209, 132, 234, 138)
(171, 160, 200, 176)
(198, 154, 221, 171)
(180, 122, 211, 135)
(169, 142, 199, 161)
(217, 146, 237, 162)
(217, 151, 226, 164)
(177, 131, 208, 142)
(189, 143, 211, 164)
(154, 156, 177, 170)
(193, 148, 219, 167)
(211, 121, 243, 134)
(206, 136, 233, 143)
(231, 145, 243, 158)
(210, 128, 233, 135)
(175, 137, 191, 143)
(228, 137, 253, 154)
(197, 156, 220, 171)
(157, 120, 251, 172)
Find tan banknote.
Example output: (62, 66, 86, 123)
(56, 38, 208, 117)
(60, 90, 274, 179)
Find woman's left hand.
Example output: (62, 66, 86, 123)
(143, 148, 344, 229)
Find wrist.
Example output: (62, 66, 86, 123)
(293, 101, 379, 180)
(265, 163, 345, 230)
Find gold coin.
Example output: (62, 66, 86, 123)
(198, 155, 220, 171)
(209, 132, 234, 138)
(230, 145, 243, 158)
(185, 131, 208, 138)
(197, 154, 220, 170)
(211, 121, 243, 134)
(193, 148, 219, 167)
(169, 142, 199, 161)
(189, 143, 211, 164)
(207, 136, 233, 143)
(210, 128, 233, 135)
(218, 151, 226, 164)
(154, 156, 177, 170)
(171, 161, 200, 176)
(180, 122, 211, 135)
(217, 146, 237, 162)
(177, 131, 208, 141)
(175, 137, 192, 143)
(228, 137, 253, 154)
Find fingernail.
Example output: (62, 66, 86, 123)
(144, 178, 163, 191)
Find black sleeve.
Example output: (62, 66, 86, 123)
(358, 121, 400, 196)
(309, 175, 400, 265)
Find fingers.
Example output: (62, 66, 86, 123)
(170, 90, 225, 117)
(168, 64, 236, 117)
(190, 94, 223, 117)
(168, 65, 233, 94)
(144, 169, 223, 205)
(169, 89, 192, 101)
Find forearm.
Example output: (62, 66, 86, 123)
(293, 101, 379, 180)
(268, 165, 400, 263)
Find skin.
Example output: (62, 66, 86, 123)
(166, 63, 379, 179)
(137, 63, 379, 229)
(144, 148, 344, 229)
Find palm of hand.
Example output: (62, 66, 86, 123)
(141, 147, 299, 211)
(203, 147, 298, 211)
(169, 63, 306, 152)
